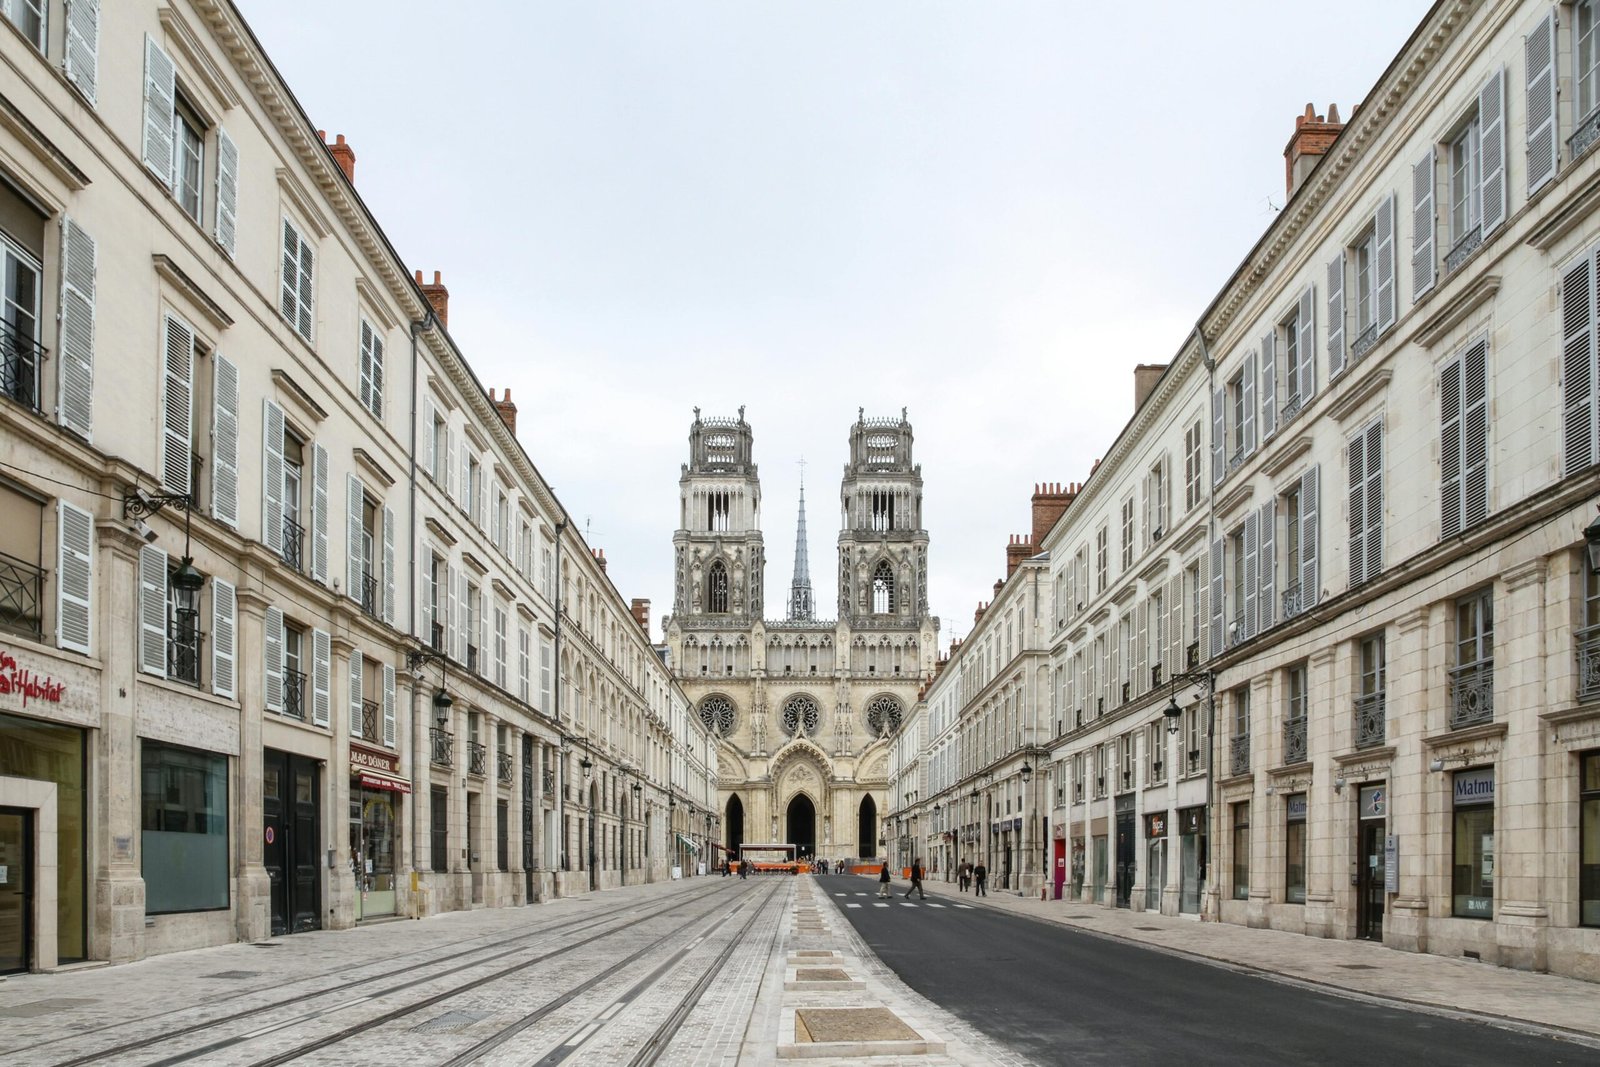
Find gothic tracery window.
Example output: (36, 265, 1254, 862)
(871, 560, 895, 614)
(707, 561, 729, 613)
(782, 694, 820, 737)
(699, 696, 735, 738)
(867, 695, 903, 737)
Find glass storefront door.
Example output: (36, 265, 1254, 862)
(0, 808, 30, 973)
(1146, 838, 1166, 911)
(350, 783, 397, 919)
(1180, 832, 1200, 913)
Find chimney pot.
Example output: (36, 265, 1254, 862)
(419, 270, 449, 328)
(326, 132, 356, 184)
(1285, 102, 1345, 199)
(492, 387, 518, 437)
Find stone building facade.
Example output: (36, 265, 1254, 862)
(664, 410, 939, 866)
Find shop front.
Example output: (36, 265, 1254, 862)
(349, 743, 409, 921)
(1179, 804, 1206, 914)
(264, 748, 321, 935)
(1145, 811, 1167, 911)
(0, 705, 86, 972)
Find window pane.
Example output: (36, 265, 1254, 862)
(141, 742, 229, 913)
(1452, 805, 1494, 919)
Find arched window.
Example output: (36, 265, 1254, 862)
(871, 560, 895, 614)
(707, 561, 729, 613)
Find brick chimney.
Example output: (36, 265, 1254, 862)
(489, 388, 518, 436)
(1284, 103, 1344, 198)
(1031, 481, 1080, 548)
(630, 598, 651, 633)
(415, 269, 449, 328)
(974, 601, 987, 625)
(593, 547, 606, 573)
(320, 131, 355, 184)
(1006, 534, 1033, 577)
(1134, 363, 1167, 412)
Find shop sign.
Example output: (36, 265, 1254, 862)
(1178, 806, 1204, 835)
(356, 772, 411, 794)
(0, 648, 67, 708)
(1453, 768, 1495, 807)
(1286, 793, 1308, 821)
(1359, 785, 1386, 820)
(350, 743, 400, 776)
(1114, 793, 1135, 814)
(1145, 812, 1167, 839)
(1384, 835, 1399, 893)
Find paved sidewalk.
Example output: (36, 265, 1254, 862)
(917, 878, 1600, 1044)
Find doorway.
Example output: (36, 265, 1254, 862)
(1358, 817, 1386, 941)
(1146, 838, 1166, 911)
(858, 794, 877, 858)
(726, 794, 745, 857)
(0, 808, 31, 973)
(1115, 811, 1136, 908)
(786, 794, 816, 860)
(263, 750, 321, 935)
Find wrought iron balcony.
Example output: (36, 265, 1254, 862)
(280, 517, 306, 573)
(359, 571, 379, 618)
(1229, 613, 1247, 649)
(467, 644, 480, 674)
(283, 667, 308, 720)
(1227, 446, 1247, 475)
(467, 740, 488, 777)
(542, 769, 556, 796)
(1096, 696, 1105, 717)
(0, 316, 45, 413)
(1281, 583, 1304, 621)
(1354, 692, 1386, 749)
(1577, 624, 1600, 703)
(430, 727, 453, 767)
(1572, 106, 1600, 160)
(1280, 394, 1303, 424)
(1186, 642, 1200, 670)
(430, 620, 445, 651)
(359, 699, 379, 743)
(1150, 663, 1164, 689)
(1229, 735, 1251, 777)
(498, 750, 514, 783)
(0, 549, 44, 640)
(1445, 224, 1484, 274)
(1351, 323, 1379, 363)
(1449, 662, 1494, 729)
(1282, 717, 1308, 765)
(1121, 681, 1131, 705)
(167, 609, 204, 687)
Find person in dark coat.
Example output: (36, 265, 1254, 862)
(904, 859, 926, 900)
(974, 861, 988, 896)
(877, 862, 892, 898)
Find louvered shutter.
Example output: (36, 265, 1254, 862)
(1375, 194, 1397, 333)
(160, 315, 194, 495)
(1299, 465, 1319, 611)
(349, 649, 364, 738)
(1166, 574, 1182, 671)
(138, 544, 168, 676)
(211, 578, 235, 698)
(263, 605, 284, 712)
(1363, 420, 1384, 581)
(56, 501, 93, 654)
(1563, 253, 1597, 475)
(382, 504, 396, 624)
(312, 627, 331, 727)
(347, 473, 364, 602)
(1347, 430, 1367, 587)
(1241, 351, 1257, 456)
(1327, 252, 1346, 378)
(1527, 10, 1559, 196)
(63, 0, 99, 103)
(1140, 474, 1151, 549)
(1260, 500, 1277, 634)
(383, 663, 397, 748)
(1260, 332, 1277, 441)
(1441, 354, 1465, 539)
(57, 216, 95, 439)
(310, 443, 329, 582)
(262, 399, 284, 551)
(461, 447, 471, 514)
(296, 235, 314, 340)
(1479, 67, 1507, 237)
(445, 428, 456, 499)
(1462, 339, 1489, 528)
(1242, 510, 1258, 642)
(446, 563, 458, 659)
(142, 35, 176, 185)
(1413, 147, 1437, 300)
(211, 355, 239, 526)
(422, 396, 436, 478)
(1158, 455, 1170, 535)
(519, 626, 531, 701)
(1211, 386, 1226, 485)
(418, 548, 433, 638)
(1297, 286, 1316, 402)
(215, 129, 239, 257)
(1135, 600, 1148, 697)
(1208, 539, 1223, 659)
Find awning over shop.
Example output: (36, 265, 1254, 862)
(709, 841, 732, 853)
(356, 770, 412, 794)
(675, 832, 700, 854)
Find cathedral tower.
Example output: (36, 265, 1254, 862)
(673, 407, 764, 622)
(837, 409, 928, 626)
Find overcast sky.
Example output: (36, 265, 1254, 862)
(244, 0, 1430, 647)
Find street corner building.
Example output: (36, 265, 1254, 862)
(664, 409, 939, 869)
(888, 0, 1600, 982)
(0, 0, 717, 974)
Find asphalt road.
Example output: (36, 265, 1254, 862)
(817, 875, 1587, 1066)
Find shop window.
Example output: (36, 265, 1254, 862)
(0, 230, 43, 413)
(0, 711, 86, 960)
(1580, 752, 1599, 927)
(1451, 767, 1495, 919)
(497, 799, 509, 871)
(1232, 801, 1250, 900)
(140, 741, 229, 913)
(1092, 835, 1107, 903)
(1285, 793, 1307, 904)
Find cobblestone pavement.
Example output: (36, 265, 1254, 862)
(918, 876, 1600, 1045)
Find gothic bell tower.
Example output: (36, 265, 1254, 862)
(837, 409, 928, 625)
(673, 408, 764, 622)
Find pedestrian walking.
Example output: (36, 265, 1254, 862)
(958, 861, 971, 893)
(974, 861, 988, 897)
(877, 863, 892, 898)
(739, 859, 748, 880)
(903, 859, 926, 900)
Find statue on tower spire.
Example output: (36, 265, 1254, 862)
(787, 459, 815, 621)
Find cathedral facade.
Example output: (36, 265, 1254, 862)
(664, 410, 939, 865)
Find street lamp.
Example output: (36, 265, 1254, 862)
(1020, 761, 1033, 785)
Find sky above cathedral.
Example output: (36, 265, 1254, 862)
(246, 0, 1429, 646)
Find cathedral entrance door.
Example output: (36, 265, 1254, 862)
(786, 795, 816, 861)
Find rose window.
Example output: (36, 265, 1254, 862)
(866, 695, 903, 737)
(699, 696, 735, 737)
(782, 695, 819, 737)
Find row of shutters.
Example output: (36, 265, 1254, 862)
(142, 34, 239, 257)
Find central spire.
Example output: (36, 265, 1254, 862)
(787, 462, 814, 621)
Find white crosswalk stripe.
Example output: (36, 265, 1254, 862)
(925, 903, 946, 908)
(954, 904, 974, 909)
(845, 903, 861, 908)
(873, 902, 890, 908)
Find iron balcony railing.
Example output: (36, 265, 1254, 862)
(1229, 734, 1251, 777)
(1186, 642, 1200, 670)
(282, 667, 308, 720)
(167, 609, 204, 687)
(1445, 224, 1484, 274)
(1121, 681, 1131, 705)
(0, 316, 45, 413)
(1150, 663, 1164, 689)
(1229, 613, 1247, 649)
(542, 769, 556, 796)
(498, 750, 514, 783)
(467, 740, 488, 777)
(1577, 624, 1600, 703)
(467, 645, 480, 674)
(1351, 323, 1379, 363)
(359, 571, 379, 618)
(281, 517, 306, 573)
(430, 727, 453, 766)
(1282, 717, 1308, 765)
(1449, 662, 1494, 729)
(1282, 583, 1304, 622)
(1280, 394, 1303, 424)
(1227, 447, 1247, 475)
(359, 699, 379, 743)
(0, 549, 44, 640)
(1572, 105, 1600, 160)
(1355, 691, 1386, 748)
(430, 620, 445, 652)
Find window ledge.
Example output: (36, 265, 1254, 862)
(270, 369, 328, 427)
(1326, 369, 1392, 427)
(1334, 744, 1396, 768)
(424, 516, 457, 546)
(0, 91, 89, 193)
(153, 255, 233, 331)
(1422, 719, 1506, 750)
(1267, 760, 1313, 779)
(1260, 433, 1314, 479)
(352, 447, 395, 490)
(1214, 480, 1255, 525)
(1415, 275, 1499, 350)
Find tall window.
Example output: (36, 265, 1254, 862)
(1448, 117, 1482, 250)
(1285, 793, 1307, 904)
(1353, 228, 1377, 337)
(141, 742, 229, 913)
(872, 560, 895, 614)
(1283, 663, 1307, 764)
(1095, 526, 1108, 592)
(707, 490, 730, 532)
(1232, 801, 1250, 900)
(707, 561, 729, 613)
(1451, 587, 1494, 728)
(359, 319, 384, 418)
(1229, 686, 1250, 777)
(282, 431, 305, 571)
(173, 97, 205, 223)
(0, 235, 42, 410)
(1358, 631, 1387, 748)
(1582, 1, 1600, 121)
(1281, 482, 1302, 617)
(430, 410, 447, 483)
(1120, 496, 1134, 569)
(3, 0, 44, 49)
(279, 218, 315, 341)
(1184, 420, 1203, 510)
(1452, 768, 1495, 919)
(1440, 338, 1489, 538)
(1581, 751, 1600, 927)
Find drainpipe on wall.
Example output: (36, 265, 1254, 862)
(553, 513, 569, 877)
(1193, 322, 1220, 921)
(405, 309, 437, 912)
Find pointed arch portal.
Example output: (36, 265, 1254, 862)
(786, 794, 816, 860)
(857, 794, 878, 858)
(726, 794, 745, 857)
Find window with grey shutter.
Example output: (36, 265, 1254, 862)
(138, 544, 168, 676)
(263, 605, 283, 712)
(1375, 194, 1396, 333)
(1442, 337, 1490, 538)
(1260, 331, 1276, 441)
(63, 0, 99, 104)
(1296, 286, 1316, 403)
(1413, 147, 1437, 300)
(347, 474, 364, 602)
(215, 129, 239, 257)
(1348, 431, 1366, 587)
(160, 315, 194, 496)
(212, 355, 239, 527)
(57, 216, 95, 439)
(1299, 465, 1319, 611)
(1479, 67, 1506, 237)
(1242, 511, 1258, 643)
(279, 218, 314, 341)
(349, 648, 364, 738)
(1327, 252, 1346, 378)
(382, 503, 396, 624)
(1527, 10, 1558, 196)
(1563, 250, 1598, 475)
(1348, 419, 1384, 588)
(310, 442, 329, 582)
(56, 500, 93, 654)
(1257, 499, 1275, 635)
(446, 562, 458, 660)
(311, 627, 331, 727)
(359, 319, 383, 418)
(262, 399, 285, 551)
(1208, 538, 1224, 659)
(383, 663, 397, 748)
(418, 549, 434, 639)
(211, 577, 235, 699)
(1241, 351, 1257, 456)
(141, 35, 176, 186)
(1211, 386, 1226, 486)
(422, 396, 436, 477)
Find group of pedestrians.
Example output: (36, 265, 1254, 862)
(956, 859, 988, 896)
(873, 858, 988, 899)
